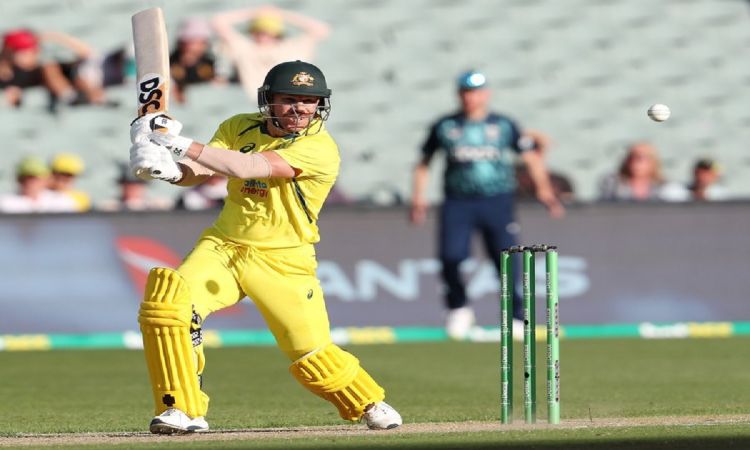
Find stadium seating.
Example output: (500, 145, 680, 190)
(1, 0, 749, 203)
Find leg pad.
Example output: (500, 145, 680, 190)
(138, 267, 208, 418)
(289, 344, 385, 421)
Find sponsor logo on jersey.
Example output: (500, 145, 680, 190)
(241, 179, 269, 197)
(453, 145, 503, 162)
(240, 143, 257, 153)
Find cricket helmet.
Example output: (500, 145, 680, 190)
(258, 60, 331, 124)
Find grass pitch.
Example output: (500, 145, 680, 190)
(1, 337, 749, 449)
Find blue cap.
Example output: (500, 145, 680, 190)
(457, 70, 487, 90)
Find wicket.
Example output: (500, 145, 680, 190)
(500, 244, 560, 424)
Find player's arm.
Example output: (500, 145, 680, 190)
(410, 122, 440, 225)
(211, 5, 275, 44)
(131, 114, 296, 181)
(511, 122, 564, 217)
(410, 158, 431, 225)
(40, 61, 76, 100)
(519, 150, 565, 218)
(275, 8, 330, 41)
(522, 129, 551, 156)
(181, 141, 295, 179)
(38, 31, 94, 60)
(171, 159, 214, 186)
(133, 140, 295, 185)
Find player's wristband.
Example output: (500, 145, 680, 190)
(147, 131, 193, 160)
(167, 135, 193, 160)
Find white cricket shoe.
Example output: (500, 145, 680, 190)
(363, 401, 402, 430)
(149, 408, 209, 434)
(445, 306, 475, 340)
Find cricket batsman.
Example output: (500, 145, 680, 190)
(129, 60, 402, 434)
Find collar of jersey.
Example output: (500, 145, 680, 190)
(260, 122, 299, 140)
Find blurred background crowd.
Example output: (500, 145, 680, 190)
(0, 0, 748, 214)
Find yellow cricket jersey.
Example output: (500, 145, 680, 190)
(207, 113, 340, 249)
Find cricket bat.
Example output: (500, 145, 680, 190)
(132, 7, 170, 117)
(131, 7, 170, 176)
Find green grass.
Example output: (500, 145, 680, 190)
(1, 338, 749, 448)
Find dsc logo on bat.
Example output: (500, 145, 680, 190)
(138, 73, 165, 115)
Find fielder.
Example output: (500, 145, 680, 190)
(129, 60, 402, 434)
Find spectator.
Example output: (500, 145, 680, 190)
(211, 4, 330, 101)
(0, 28, 77, 110)
(0, 155, 77, 213)
(170, 18, 223, 104)
(96, 163, 173, 212)
(687, 158, 729, 201)
(48, 152, 91, 211)
(599, 142, 688, 202)
(410, 69, 564, 340)
(174, 173, 227, 210)
(514, 130, 575, 203)
(40, 31, 115, 106)
(77, 44, 135, 92)
(73, 41, 140, 111)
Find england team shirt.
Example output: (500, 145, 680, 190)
(421, 112, 532, 198)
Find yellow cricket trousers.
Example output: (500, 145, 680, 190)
(178, 227, 332, 360)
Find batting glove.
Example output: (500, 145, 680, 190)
(129, 141, 183, 183)
(148, 130, 193, 160)
(130, 113, 183, 145)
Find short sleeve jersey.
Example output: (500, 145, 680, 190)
(421, 112, 532, 198)
(207, 113, 340, 249)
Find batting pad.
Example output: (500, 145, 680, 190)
(138, 267, 208, 418)
(289, 344, 385, 421)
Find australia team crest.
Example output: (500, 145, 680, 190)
(291, 72, 315, 87)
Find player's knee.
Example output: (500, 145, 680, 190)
(138, 267, 193, 328)
(143, 267, 191, 305)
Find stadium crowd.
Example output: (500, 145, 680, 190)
(0, 4, 733, 214)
